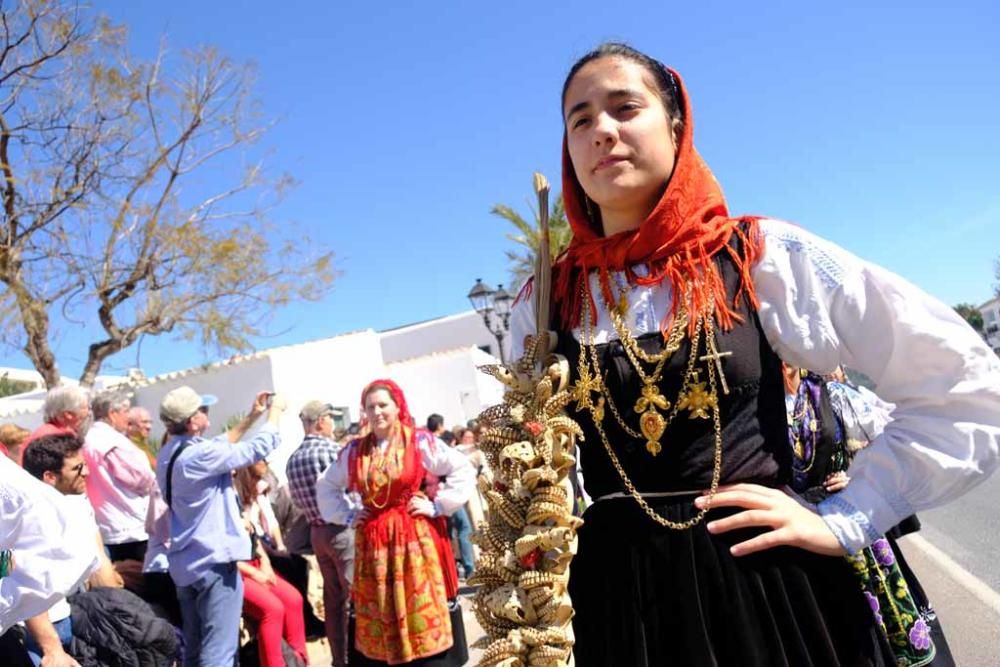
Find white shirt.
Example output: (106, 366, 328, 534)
(316, 433, 475, 526)
(83, 421, 154, 545)
(510, 218, 1000, 554)
(0, 458, 100, 633)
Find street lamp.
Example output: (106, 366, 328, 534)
(467, 278, 513, 363)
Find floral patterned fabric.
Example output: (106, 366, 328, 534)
(349, 429, 454, 665)
(787, 374, 938, 666)
(848, 538, 937, 665)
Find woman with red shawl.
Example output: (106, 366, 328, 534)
(507, 43, 999, 665)
(316, 379, 474, 666)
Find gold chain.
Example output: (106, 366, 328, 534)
(607, 276, 688, 365)
(576, 278, 705, 455)
(591, 298, 704, 440)
(574, 273, 725, 530)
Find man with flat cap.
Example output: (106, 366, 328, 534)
(155, 387, 286, 666)
(286, 400, 357, 667)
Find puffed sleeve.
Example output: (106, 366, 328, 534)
(315, 444, 359, 527)
(416, 432, 475, 517)
(753, 219, 1000, 554)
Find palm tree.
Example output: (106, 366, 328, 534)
(491, 189, 572, 288)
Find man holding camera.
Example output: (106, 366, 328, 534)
(156, 387, 286, 666)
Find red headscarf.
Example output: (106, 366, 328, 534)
(552, 66, 763, 335)
(359, 378, 416, 438)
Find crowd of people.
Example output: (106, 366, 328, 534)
(0, 382, 487, 666)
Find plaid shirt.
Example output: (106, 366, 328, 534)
(286, 435, 342, 525)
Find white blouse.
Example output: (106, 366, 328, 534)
(316, 432, 475, 526)
(509, 218, 1000, 554)
(0, 457, 100, 633)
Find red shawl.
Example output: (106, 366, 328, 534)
(552, 66, 763, 335)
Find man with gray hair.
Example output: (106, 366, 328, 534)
(23, 386, 92, 451)
(83, 390, 156, 563)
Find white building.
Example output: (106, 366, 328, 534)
(979, 296, 1000, 355)
(0, 311, 507, 480)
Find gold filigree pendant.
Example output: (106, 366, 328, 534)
(639, 407, 666, 456)
(634, 382, 670, 456)
(677, 373, 717, 420)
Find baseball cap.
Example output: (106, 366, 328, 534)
(299, 400, 342, 422)
(159, 386, 218, 424)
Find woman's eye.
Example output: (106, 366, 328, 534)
(571, 117, 590, 129)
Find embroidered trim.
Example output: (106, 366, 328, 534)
(818, 494, 880, 554)
(762, 223, 845, 290)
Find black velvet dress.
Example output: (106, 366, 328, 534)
(557, 253, 904, 666)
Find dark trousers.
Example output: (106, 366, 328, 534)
(312, 524, 354, 667)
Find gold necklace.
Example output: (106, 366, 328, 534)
(574, 273, 725, 530)
(362, 436, 400, 509)
(573, 278, 710, 456)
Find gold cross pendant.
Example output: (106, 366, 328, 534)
(699, 348, 733, 394)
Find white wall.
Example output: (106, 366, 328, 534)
(386, 346, 504, 430)
(133, 355, 278, 448)
(979, 298, 1000, 354)
(265, 330, 386, 478)
(380, 311, 510, 364)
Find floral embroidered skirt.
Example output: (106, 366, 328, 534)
(848, 536, 952, 666)
(569, 496, 954, 667)
(351, 512, 456, 665)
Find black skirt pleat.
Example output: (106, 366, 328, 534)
(569, 496, 898, 667)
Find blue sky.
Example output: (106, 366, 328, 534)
(4, 0, 999, 379)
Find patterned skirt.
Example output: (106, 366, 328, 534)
(352, 511, 455, 665)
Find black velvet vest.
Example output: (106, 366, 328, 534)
(554, 246, 791, 499)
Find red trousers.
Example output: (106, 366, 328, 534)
(241, 561, 309, 666)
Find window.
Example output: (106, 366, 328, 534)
(331, 409, 351, 432)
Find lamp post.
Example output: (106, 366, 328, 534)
(467, 278, 513, 363)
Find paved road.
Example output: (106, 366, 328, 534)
(918, 470, 1000, 592)
(897, 536, 1000, 666)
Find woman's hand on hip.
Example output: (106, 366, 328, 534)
(408, 495, 437, 518)
(695, 483, 846, 557)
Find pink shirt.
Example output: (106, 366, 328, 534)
(83, 421, 155, 545)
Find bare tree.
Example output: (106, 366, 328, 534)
(0, 1, 334, 387)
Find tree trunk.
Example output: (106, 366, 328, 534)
(15, 293, 62, 388)
(80, 337, 127, 388)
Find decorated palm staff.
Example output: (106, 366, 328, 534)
(471, 173, 581, 667)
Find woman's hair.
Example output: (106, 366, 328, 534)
(233, 464, 262, 509)
(0, 423, 30, 450)
(561, 42, 685, 137)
